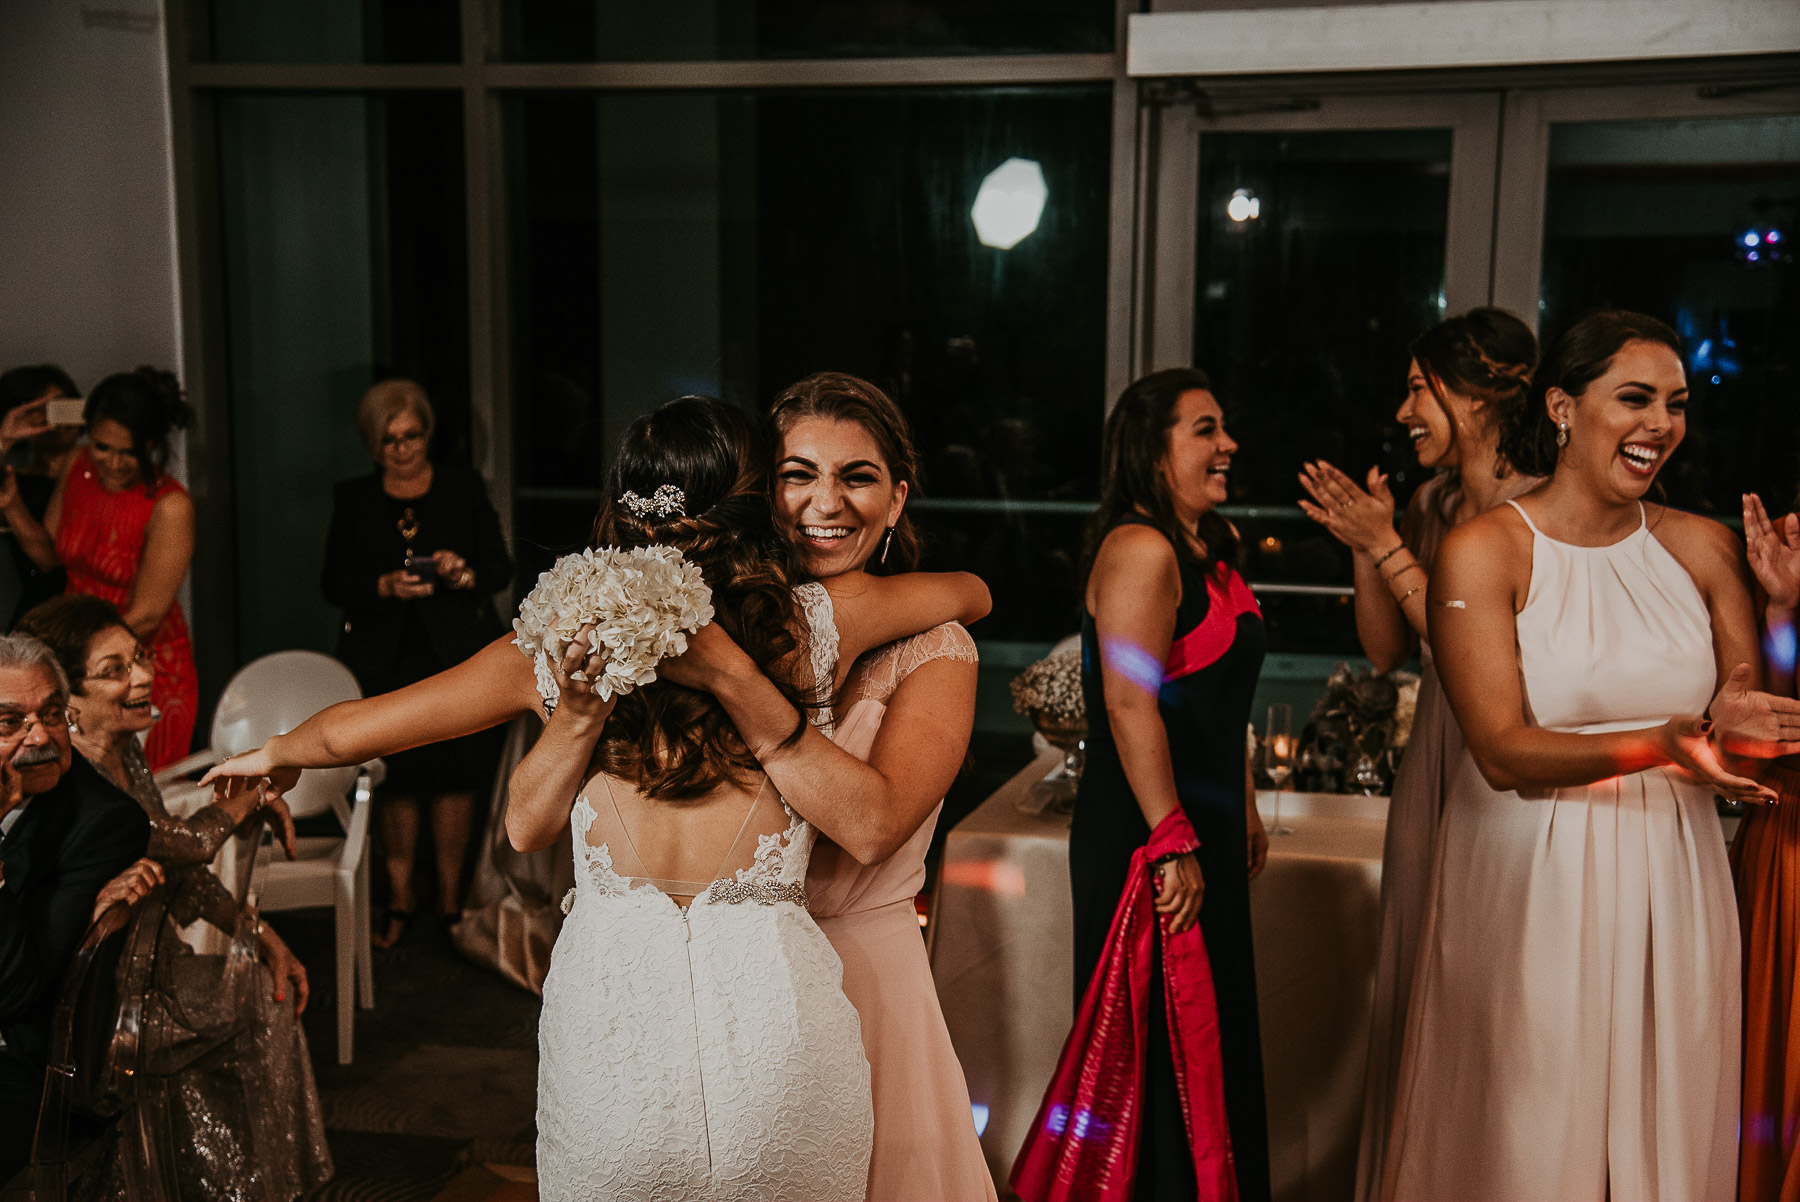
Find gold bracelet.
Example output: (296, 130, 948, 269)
(1370, 542, 1406, 569)
(1385, 560, 1423, 584)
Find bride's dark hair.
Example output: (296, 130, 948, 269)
(590, 396, 818, 800)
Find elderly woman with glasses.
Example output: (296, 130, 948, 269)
(15, 594, 332, 1200)
(323, 378, 512, 947)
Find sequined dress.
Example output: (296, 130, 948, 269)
(81, 740, 332, 1202)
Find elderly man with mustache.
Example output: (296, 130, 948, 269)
(0, 632, 149, 1181)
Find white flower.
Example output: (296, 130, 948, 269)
(512, 545, 715, 707)
(1010, 645, 1085, 725)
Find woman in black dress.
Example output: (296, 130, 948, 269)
(1071, 367, 1271, 1201)
(323, 379, 512, 946)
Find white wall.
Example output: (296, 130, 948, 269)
(0, 1, 181, 393)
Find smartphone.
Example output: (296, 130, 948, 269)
(44, 398, 86, 427)
(404, 554, 439, 582)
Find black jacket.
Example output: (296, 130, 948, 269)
(321, 464, 513, 690)
(0, 755, 150, 1070)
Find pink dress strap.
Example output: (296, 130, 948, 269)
(1164, 567, 1261, 683)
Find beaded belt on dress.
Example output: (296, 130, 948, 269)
(706, 879, 808, 907)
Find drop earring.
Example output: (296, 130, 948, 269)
(880, 526, 895, 565)
(1555, 421, 1570, 448)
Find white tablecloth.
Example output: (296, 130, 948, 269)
(931, 750, 1386, 1202)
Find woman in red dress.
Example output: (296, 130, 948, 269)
(48, 367, 197, 769)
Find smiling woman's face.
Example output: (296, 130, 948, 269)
(773, 417, 908, 579)
(1550, 339, 1688, 501)
(73, 623, 155, 739)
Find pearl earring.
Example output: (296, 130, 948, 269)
(1555, 421, 1570, 448)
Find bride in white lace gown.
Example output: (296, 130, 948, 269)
(502, 397, 991, 1201)
(533, 582, 867, 1201)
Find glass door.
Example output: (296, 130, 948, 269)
(1494, 85, 1800, 521)
(1143, 93, 1502, 664)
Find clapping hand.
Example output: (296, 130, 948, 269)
(1706, 662, 1800, 762)
(1745, 494, 1800, 613)
(1298, 461, 1398, 553)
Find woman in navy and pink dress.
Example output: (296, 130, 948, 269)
(1065, 367, 1271, 1202)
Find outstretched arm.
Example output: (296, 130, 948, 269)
(203, 634, 543, 788)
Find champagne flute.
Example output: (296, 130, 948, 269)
(1264, 702, 1294, 836)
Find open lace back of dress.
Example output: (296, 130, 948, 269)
(584, 773, 789, 907)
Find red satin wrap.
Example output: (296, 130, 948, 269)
(1010, 808, 1238, 1202)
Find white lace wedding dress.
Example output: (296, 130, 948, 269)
(534, 583, 873, 1201)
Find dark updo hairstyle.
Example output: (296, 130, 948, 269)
(1084, 367, 1238, 581)
(1504, 310, 1683, 479)
(84, 366, 195, 493)
(16, 594, 134, 695)
(0, 364, 80, 414)
(589, 396, 818, 801)
(768, 372, 921, 574)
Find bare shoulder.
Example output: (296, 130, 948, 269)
(1094, 521, 1177, 578)
(1646, 505, 1744, 584)
(150, 488, 196, 522)
(1439, 501, 1531, 565)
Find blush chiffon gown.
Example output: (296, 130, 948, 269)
(809, 623, 999, 1202)
(1352, 471, 1538, 1201)
(1381, 501, 1739, 1200)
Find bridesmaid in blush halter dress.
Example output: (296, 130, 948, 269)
(1297, 308, 1540, 1201)
(1382, 312, 1800, 1200)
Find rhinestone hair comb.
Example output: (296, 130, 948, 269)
(620, 484, 686, 518)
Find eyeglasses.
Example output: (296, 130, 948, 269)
(381, 430, 426, 449)
(81, 645, 150, 685)
(0, 702, 71, 739)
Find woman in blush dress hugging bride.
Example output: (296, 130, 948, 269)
(501, 397, 990, 1200)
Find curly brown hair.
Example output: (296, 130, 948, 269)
(589, 396, 821, 800)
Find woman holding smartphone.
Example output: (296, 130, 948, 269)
(322, 378, 512, 946)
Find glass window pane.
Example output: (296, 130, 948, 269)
(498, 0, 1112, 61)
(206, 0, 460, 63)
(1193, 128, 1454, 654)
(508, 86, 1111, 641)
(1541, 115, 1800, 517)
(216, 93, 469, 660)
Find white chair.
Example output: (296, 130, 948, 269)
(154, 650, 383, 1065)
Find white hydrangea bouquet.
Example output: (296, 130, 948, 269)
(512, 545, 715, 709)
